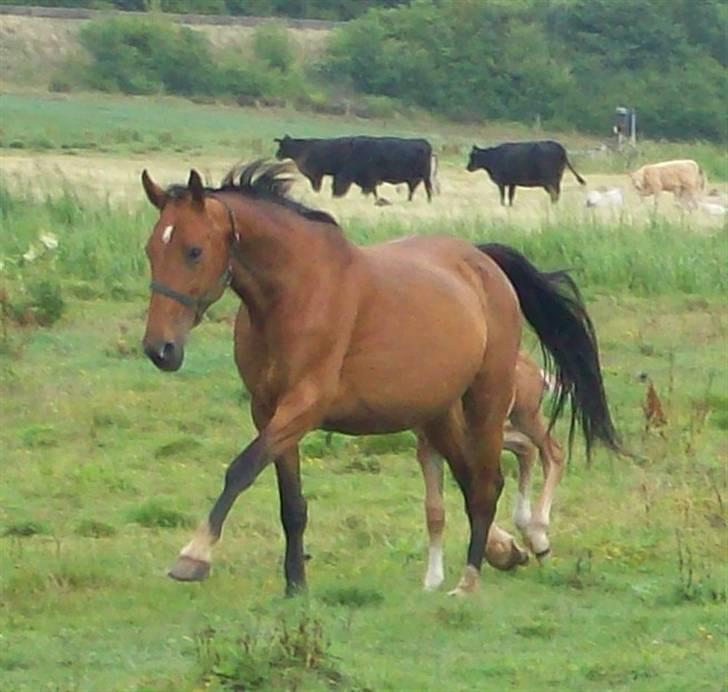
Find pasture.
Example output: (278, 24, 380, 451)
(1, 91, 727, 692)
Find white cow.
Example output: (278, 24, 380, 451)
(585, 187, 624, 208)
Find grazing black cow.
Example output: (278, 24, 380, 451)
(274, 134, 436, 202)
(466, 140, 586, 206)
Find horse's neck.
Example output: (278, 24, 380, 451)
(225, 197, 350, 322)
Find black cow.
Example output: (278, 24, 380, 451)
(274, 134, 436, 202)
(466, 140, 586, 206)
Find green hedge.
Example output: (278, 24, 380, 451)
(77, 16, 304, 101)
(322, 0, 728, 142)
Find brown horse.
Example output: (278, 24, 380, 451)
(417, 351, 565, 589)
(141, 161, 618, 596)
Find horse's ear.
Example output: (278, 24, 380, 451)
(187, 169, 205, 209)
(141, 169, 166, 210)
(274, 137, 282, 144)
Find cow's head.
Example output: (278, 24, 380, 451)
(629, 169, 645, 193)
(467, 145, 489, 172)
(273, 134, 292, 160)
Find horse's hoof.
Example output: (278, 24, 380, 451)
(447, 565, 480, 595)
(514, 544, 530, 566)
(168, 555, 211, 582)
(535, 547, 552, 563)
(285, 583, 308, 598)
(487, 540, 529, 571)
(423, 576, 444, 592)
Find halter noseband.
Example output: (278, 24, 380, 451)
(149, 195, 237, 324)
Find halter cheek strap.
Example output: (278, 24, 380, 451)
(149, 196, 237, 324)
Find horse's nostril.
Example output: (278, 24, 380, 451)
(162, 342, 175, 360)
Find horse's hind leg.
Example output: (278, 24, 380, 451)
(450, 347, 528, 594)
(418, 427, 526, 591)
(416, 432, 445, 590)
(511, 409, 565, 559)
(531, 431, 565, 560)
(503, 427, 536, 543)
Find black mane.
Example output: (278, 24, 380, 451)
(167, 160, 339, 227)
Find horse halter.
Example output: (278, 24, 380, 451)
(149, 195, 237, 325)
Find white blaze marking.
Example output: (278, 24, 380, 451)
(162, 224, 174, 244)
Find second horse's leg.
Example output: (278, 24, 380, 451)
(416, 432, 446, 590)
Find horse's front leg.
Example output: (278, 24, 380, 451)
(275, 448, 308, 595)
(169, 382, 323, 584)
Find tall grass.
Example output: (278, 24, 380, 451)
(1, 177, 725, 297)
(0, 181, 152, 292)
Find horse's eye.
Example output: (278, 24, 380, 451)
(187, 246, 203, 262)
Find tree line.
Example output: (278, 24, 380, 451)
(0, 0, 407, 20)
(325, 0, 727, 142)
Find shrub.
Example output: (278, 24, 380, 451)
(253, 22, 294, 73)
(26, 279, 65, 326)
(79, 17, 219, 96)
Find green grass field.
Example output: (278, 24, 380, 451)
(1, 91, 727, 692)
(2, 90, 727, 180)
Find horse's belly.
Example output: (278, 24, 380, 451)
(321, 393, 450, 435)
(328, 334, 482, 434)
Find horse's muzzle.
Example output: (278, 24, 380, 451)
(143, 340, 184, 372)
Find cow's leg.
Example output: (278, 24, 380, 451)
(424, 176, 433, 202)
(547, 183, 560, 203)
(309, 174, 323, 193)
(498, 185, 506, 206)
(333, 174, 352, 198)
(508, 185, 517, 206)
(408, 179, 421, 201)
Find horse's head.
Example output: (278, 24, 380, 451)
(141, 169, 236, 372)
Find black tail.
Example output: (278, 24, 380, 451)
(479, 243, 619, 459)
(566, 157, 586, 185)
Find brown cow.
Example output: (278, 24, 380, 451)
(629, 159, 705, 209)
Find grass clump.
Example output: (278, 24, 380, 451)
(127, 500, 194, 529)
(20, 424, 57, 449)
(196, 613, 347, 691)
(3, 520, 51, 538)
(320, 586, 385, 609)
(75, 519, 117, 539)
